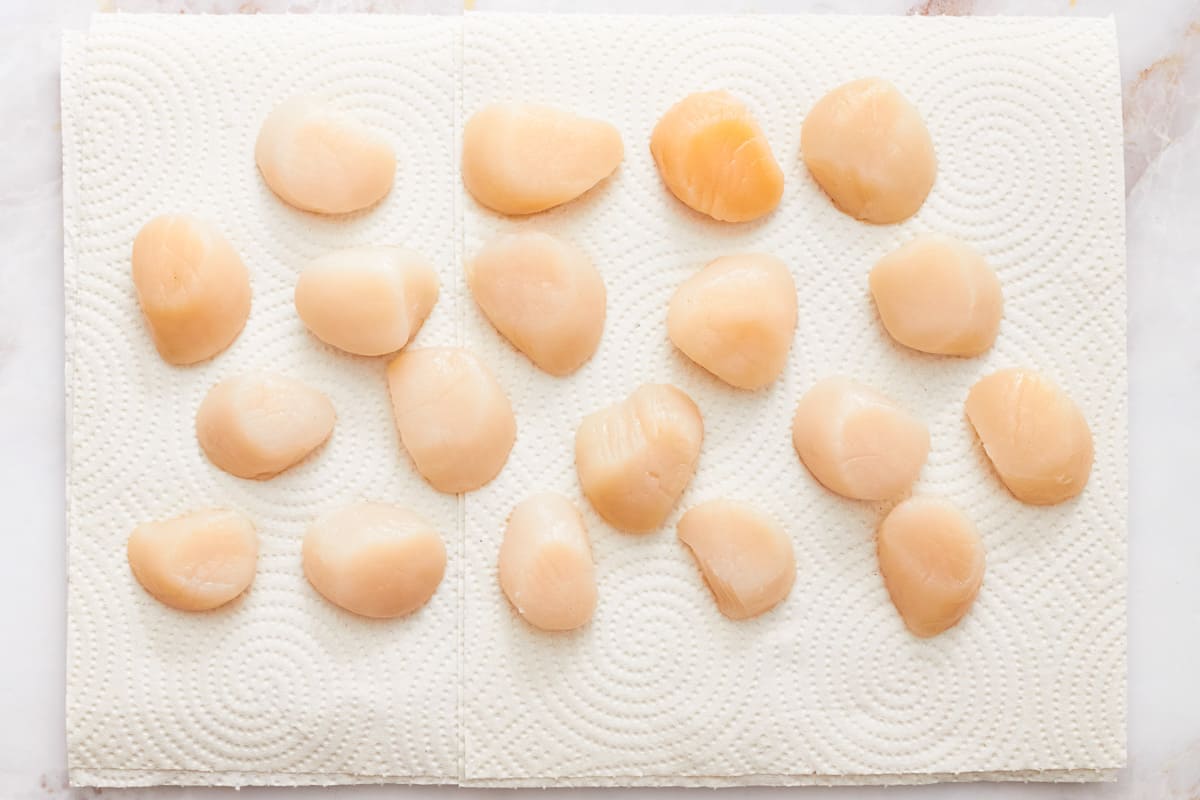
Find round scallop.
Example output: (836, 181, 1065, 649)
(131, 214, 251, 366)
(801, 77, 936, 224)
(295, 246, 439, 357)
(462, 103, 623, 215)
(127, 509, 258, 612)
(870, 235, 1002, 356)
(877, 497, 985, 637)
(965, 368, 1094, 505)
(650, 90, 784, 222)
(467, 231, 606, 376)
(196, 373, 336, 480)
(677, 499, 795, 620)
(498, 493, 597, 631)
(575, 384, 704, 533)
(255, 96, 396, 214)
(303, 502, 446, 619)
(791, 377, 929, 501)
(386, 347, 516, 494)
(668, 253, 797, 389)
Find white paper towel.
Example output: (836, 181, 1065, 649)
(63, 12, 1126, 788)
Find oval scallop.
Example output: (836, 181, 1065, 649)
(295, 246, 439, 357)
(870, 235, 1002, 357)
(801, 77, 936, 224)
(386, 347, 516, 494)
(792, 377, 929, 501)
(877, 497, 985, 637)
(575, 384, 704, 533)
(468, 231, 606, 376)
(131, 214, 251, 365)
(127, 509, 258, 612)
(650, 90, 784, 223)
(462, 103, 623, 215)
(498, 493, 597, 631)
(196, 373, 336, 480)
(965, 368, 1094, 505)
(677, 499, 795, 620)
(255, 96, 396, 214)
(303, 502, 446, 619)
(668, 253, 797, 389)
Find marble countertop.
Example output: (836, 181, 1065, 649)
(2, 0, 1197, 798)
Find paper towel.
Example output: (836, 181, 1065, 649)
(63, 12, 1126, 788)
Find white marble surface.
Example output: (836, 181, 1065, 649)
(1, 0, 1197, 798)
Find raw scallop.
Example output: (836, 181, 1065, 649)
(498, 493, 597, 631)
(468, 231, 605, 376)
(131, 214, 251, 365)
(575, 384, 703, 533)
(650, 90, 784, 222)
(668, 253, 797, 389)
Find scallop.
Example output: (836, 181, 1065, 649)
(498, 493, 597, 631)
(295, 246, 439, 357)
(575, 384, 703, 533)
(650, 90, 784, 222)
(668, 253, 797, 389)
(792, 377, 929, 501)
(131, 214, 251, 365)
(255, 96, 396, 214)
(801, 77, 936, 224)
(877, 497, 985, 637)
(303, 502, 446, 619)
(196, 373, 335, 480)
(870, 235, 1002, 356)
(127, 509, 258, 612)
(461, 103, 623, 215)
(677, 499, 795, 620)
(386, 347, 515, 493)
(965, 368, 1094, 505)
(467, 231, 606, 376)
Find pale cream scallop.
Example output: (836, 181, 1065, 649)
(127, 509, 258, 612)
(677, 499, 795, 620)
(801, 77, 936, 224)
(196, 373, 336, 480)
(792, 377, 929, 501)
(255, 96, 396, 214)
(667, 253, 797, 390)
(386, 347, 516, 494)
(870, 235, 1002, 357)
(467, 231, 606, 376)
(877, 497, 985, 638)
(131, 214, 251, 366)
(650, 90, 784, 223)
(462, 103, 624, 215)
(498, 493, 597, 632)
(965, 368, 1094, 505)
(295, 246, 439, 357)
(575, 384, 704, 533)
(303, 503, 446, 619)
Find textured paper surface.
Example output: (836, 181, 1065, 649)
(64, 13, 1126, 788)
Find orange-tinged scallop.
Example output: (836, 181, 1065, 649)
(877, 497, 985, 637)
(801, 77, 936, 224)
(462, 103, 623, 215)
(965, 368, 1093, 505)
(668, 253, 797, 389)
(677, 499, 795, 620)
(127, 509, 258, 612)
(498, 493, 597, 632)
(870, 235, 1002, 357)
(303, 502, 446, 619)
(131, 214, 251, 365)
(650, 90, 784, 223)
(255, 96, 396, 215)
